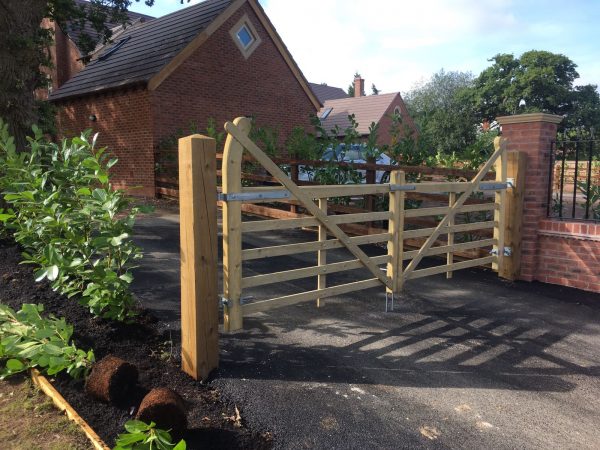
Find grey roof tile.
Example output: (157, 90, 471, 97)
(50, 0, 233, 101)
(65, 0, 154, 51)
(309, 82, 348, 103)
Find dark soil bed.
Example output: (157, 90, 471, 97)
(0, 238, 272, 449)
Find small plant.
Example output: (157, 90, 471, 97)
(0, 303, 94, 379)
(205, 117, 225, 149)
(577, 181, 600, 220)
(113, 420, 186, 450)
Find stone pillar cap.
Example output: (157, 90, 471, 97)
(496, 113, 563, 125)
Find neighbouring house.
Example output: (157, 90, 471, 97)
(316, 75, 417, 146)
(39, 1, 153, 99)
(49, 0, 320, 197)
(309, 82, 348, 103)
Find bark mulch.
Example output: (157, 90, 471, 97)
(0, 238, 272, 449)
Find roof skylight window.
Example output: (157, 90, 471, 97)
(320, 107, 333, 120)
(98, 36, 131, 61)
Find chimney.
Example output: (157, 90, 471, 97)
(354, 75, 365, 97)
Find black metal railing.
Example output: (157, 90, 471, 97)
(547, 139, 600, 222)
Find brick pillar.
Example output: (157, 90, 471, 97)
(496, 113, 562, 281)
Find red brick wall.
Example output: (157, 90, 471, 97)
(536, 220, 600, 292)
(151, 2, 317, 152)
(499, 118, 558, 282)
(54, 87, 155, 197)
(38, 19, 84, 100)
(498, 114, 600, 294)
(376, 94, 418, 147)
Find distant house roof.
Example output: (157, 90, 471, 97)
(309, 82, 348, 103)
(50, 0, 234, 100)
(318, 93, 400, 135)
(65, 0, 154, 51)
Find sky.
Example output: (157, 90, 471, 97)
(129, 0, 600, 94)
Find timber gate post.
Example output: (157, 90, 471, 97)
(222, 117, 252, 332)
(178, 134, 219, 380)
(386, 170, 405, 294)
(500, 151, 527, 280)
(492, 137, 508, 274)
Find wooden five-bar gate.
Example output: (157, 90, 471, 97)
(178, 117, 522, 380)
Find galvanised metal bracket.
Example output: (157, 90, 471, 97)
(490, 247, 512, 257)
(385, 291, 395, 312)
(479, 182, 509, 191)
(219, 295, 254, 306)
(507, 177, 515, 188)
(390, 184, 416, 192)
(220, 295, 229, 307)
(218, 190, 290, 202)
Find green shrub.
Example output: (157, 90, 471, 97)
(114, 420, 186, 450)
(0, 304, 94, 379)
(0, 119, 149, 321)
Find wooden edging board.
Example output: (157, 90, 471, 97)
(29, 369, 110, 450)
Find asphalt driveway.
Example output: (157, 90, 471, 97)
(133, 208, 600, 450)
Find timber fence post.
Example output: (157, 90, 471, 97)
(178, 134, 218, 381)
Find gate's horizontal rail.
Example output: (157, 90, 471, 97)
(403, 221, 496, 239)
(242, 233, 391, 261)
(402, 238, 496, 260)
(406, 255, 496, 280)
(236, 182, 507, 202)
(242, 254, 390, 288)
(241, 278, 382, 314)
(404, 203, 496, 218)
(242, 211, 392, 233)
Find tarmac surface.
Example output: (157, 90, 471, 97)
(133, 208, 600, 450)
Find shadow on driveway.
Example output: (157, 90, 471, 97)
(134, 210, 600, 450)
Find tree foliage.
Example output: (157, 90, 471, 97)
(0, 0, 194, 149)
(470, 50, 600, 131)
(404, 69, 477, 155)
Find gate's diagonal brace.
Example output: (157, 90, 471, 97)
(402, 137, 507, 281)
(224, 121, 393, 291)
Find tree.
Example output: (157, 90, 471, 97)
(371, 83, 380, 95)
(404, 69, 478, 155)
(0, 0, 194, 148)
(564, 84, 600, 132)
(470, 50, 583, 122)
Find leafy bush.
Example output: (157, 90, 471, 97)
(0, 119, 148, 321)
(114, 420, 186, 450)
(0, 304, 94, 379)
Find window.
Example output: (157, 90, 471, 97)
(394, 106, 401, 116)
(319, 107, 333, 120)
(230, 14, 262, 59)
(236, 25, 255, 49)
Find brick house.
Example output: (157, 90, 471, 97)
(50, 0, 320, 196)
(315, 76, 417, 146)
